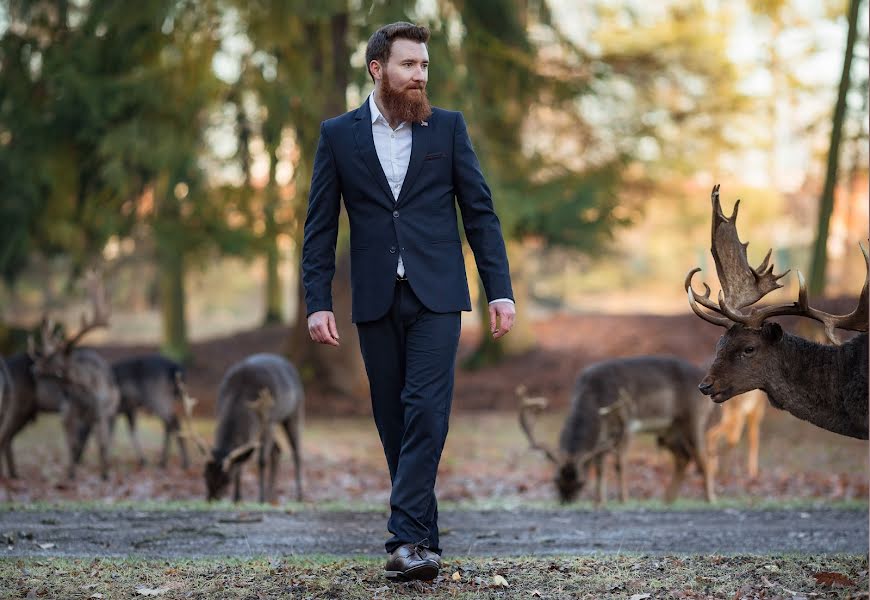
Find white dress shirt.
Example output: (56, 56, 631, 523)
(368, 93, 513, 306)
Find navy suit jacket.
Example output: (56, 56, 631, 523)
(302, 100, 513, 323)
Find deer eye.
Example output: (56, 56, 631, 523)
(743, 346, 755, 356)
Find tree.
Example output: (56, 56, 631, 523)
(808, 0, 863, 295)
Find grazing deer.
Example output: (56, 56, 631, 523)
(0, 357, 12, 476)
(519, 355, 721, 505)
(26, 273, 120, 480)
(111, 355, 189, 468)
(182, 353, 304, 503)
(687, 185, 868, 439)
(705, 389, 766, 479)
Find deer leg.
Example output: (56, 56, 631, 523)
(233, 469, 242, 503)
(0, 420, 18, 479)
(257, 444, 268, 503)
(283, 419, 303, 502)
(690, 433, 716, 504)
(170, 415, 190, 470)
(125, 411, 146, 467)
(745, 405, 764, 478)
(3, 444, 16, 479)
(96, 417, 111, 481)
(267, 443, 280, 503)
(593, 455, 606, 506)
(616, 445, 628, 503)
(664, 449, 689, 503)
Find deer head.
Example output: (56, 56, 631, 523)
(518, 385, 628, 503)
(687, 185, 869, 402)
(29, 271, 111, 385)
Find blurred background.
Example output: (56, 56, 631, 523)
(0, 0, 867, 505)
(0, 0, 868, 390)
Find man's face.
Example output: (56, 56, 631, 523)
(372, 38, 432, 124)
(379, 38, 429, 93)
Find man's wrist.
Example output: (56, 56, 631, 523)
(488, 298, 514, 305)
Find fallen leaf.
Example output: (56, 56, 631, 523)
(492, 574, 509, 588)
(451, 571, 461, 581)
(531, 591, 542, 597)
(135, 587, 169, 596)
(629, 595, 652, 600)
(90, 594, 104, 599)
(36, 543, 55, 550)
(763, 564, 780, 573)
(813, 571, 856, 587)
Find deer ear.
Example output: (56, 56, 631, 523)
(761, 322, 783, 343)
(222, 446, 256, 471)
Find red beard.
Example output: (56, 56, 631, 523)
(380, 70, 432, 124)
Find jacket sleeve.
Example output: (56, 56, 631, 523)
(301, 122, 342, 316)
(452, 112, 514, 302)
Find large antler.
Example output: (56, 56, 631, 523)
(63, 270, 111, 351)
(517, 385, 559, 464)
(686, 185, 869, 344)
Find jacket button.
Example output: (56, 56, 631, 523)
(393, 210, 399, 218)
(389, 246, 396, 253)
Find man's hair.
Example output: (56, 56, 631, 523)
(365, 22, 430, 82)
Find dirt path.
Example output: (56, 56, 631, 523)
(0, 508, 865, 558)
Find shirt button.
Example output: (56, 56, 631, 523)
(393, 210, 399, 218)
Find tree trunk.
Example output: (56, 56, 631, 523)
(808, 0, 861, 295)
(263, 169, 283, 324)
(157, 237, 190, 364)
(286, 12, 368, 400)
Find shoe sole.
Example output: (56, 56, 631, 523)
(385, 562, 439, 582)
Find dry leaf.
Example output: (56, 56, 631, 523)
(90, 594, 104, 599)
(451, 571, 461, 581)
(813, 571, 856, 587)
(37, 543, 55, 550)
(492, 574, 509, 588)
(531, 591, 542, 597)
(629, 595, 652, 600)
(135, 587, 169, 596)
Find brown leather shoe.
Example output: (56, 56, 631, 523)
(418, 547, 442, 568)
(384, 544, 439, 582)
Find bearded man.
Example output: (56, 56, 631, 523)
(302, 22, 515, 582)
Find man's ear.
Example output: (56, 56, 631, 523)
(369, 60, 382, 81)
(761, 321, 783, 343)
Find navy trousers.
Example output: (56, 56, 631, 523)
(356, 279, 461, 555)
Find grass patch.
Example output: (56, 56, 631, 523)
(0, 554, 865, 599)
(1, 497, 866, 514)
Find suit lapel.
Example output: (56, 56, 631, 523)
(396, 119, 431, 207)
(352, 102, 394, 207)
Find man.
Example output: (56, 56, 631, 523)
(302, 22, 515, 582)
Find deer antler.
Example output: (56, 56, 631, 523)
(517, 385, 559, 464)
(176, 372, 210, 458)
(687, 185, 869, 344)
(709, 184, 789, 309)
(63, 270, 111, 352)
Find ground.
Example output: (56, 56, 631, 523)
(1, 311, 867, 599)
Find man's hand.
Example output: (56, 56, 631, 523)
(489, 301, 516, 340)
(308, 310, 340, 346)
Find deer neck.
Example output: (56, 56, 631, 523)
(764, 332, 867, 438)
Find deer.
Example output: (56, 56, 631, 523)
(16, 272, 120, 480)
(111, 355, 189, 468)
(181, 353, 304, 503)
(686, 185, 868, 440)
(0, 357, 12, 476)
(704, 389, 767, 479)
(519, 355, 722, 506)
